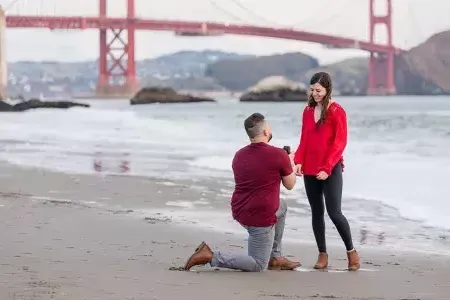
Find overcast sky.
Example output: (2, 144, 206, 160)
(2, 0, 450, 64)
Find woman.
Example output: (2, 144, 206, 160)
(293, 72, 360, 271)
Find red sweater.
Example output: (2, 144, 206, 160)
(293, 102, 347, 176)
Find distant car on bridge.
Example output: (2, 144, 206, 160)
(174, 23, 224, 36)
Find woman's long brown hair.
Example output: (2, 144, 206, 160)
(307, 72, 333, 125)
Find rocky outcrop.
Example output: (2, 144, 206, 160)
(0, 98, 90, 112)
(205, 52, 319, 91)
(130, 87, 215, 105)
(240, 76, 308, 102)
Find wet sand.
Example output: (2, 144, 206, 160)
(0, 163, 449, 299)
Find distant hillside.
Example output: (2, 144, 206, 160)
(303, 57, 369, 95)
(6, 35, 450, 98)
(395, 30, 450, 95)
(8, 50, 252, 80)
(139, 50, 254, 79)
(305, 30, 450, 95)
(6, 50, 251, 97)
(205, 52, 319, 91)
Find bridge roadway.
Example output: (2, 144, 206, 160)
(5, 16, 404, 54)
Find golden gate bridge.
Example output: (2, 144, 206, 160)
(0, 0, 431, 98)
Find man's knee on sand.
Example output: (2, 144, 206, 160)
(243, 258, 269, 272)
(255, 255, 272, 272)
(253, 264, 267, 272)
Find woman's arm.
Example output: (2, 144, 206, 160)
(319, 106, 347, 175)
(293, 106, 309, 166)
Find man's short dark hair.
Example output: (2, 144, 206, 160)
(244, 113, 266, 138)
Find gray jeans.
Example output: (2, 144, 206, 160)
(210, 200, 287, 272)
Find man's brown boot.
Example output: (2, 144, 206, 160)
(314, 252, 328, 269)
(268, 257, 301, 270)
(184, 241, 213, 270)
(347, 249, 360, 271)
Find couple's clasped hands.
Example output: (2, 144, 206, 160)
(288, 153, 302, 176)
(289, 153, 329, 180)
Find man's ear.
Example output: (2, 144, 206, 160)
(262, 128, 268, 137)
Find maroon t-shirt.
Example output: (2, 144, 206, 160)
(231, 142, 293, 227)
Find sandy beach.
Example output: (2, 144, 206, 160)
(0, 162, 449, 300)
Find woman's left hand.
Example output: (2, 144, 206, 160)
(316, 171, 329, 180)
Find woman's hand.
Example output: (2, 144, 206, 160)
(294, 164, 303, 176)
(316, 171, 329, 180)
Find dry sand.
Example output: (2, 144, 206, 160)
(0, 163, 449, 300)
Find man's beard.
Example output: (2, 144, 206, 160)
(268, 133, 273, 142)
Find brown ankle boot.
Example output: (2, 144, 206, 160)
(314, 252, 328, 269)
(347, 249, 360, 271)
(268, 257, 301, 270)
(184, 241, 213, 270)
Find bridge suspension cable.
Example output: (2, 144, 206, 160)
(206, 0, 247, 23)
(3, 0, 22, 11)
(405, 0, 425, 48)
(207, 0, 354, 36)
(3, 0, 50, 15)
(287, 0, 354, 30)
(227, 0, 285, 26)
(210, 0, 301, 27)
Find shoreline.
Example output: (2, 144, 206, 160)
(0, 162, 449, 299)
(2, 160, 450, 257)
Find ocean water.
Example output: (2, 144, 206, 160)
(1, 96, 449, 255)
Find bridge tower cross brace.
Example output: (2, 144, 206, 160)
(96, 0, 138, 98)
(367, 0, 396, 95)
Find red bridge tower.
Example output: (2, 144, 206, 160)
(367, 0, 396, 95)
(96, 0, 138, 97)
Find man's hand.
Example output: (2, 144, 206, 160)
(316, 171, 329, 180)
(294, 164, 303, 176)
(282, 151, 297, 190)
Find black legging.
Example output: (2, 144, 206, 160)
(303, 163, 354, 253)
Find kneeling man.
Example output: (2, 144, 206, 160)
(184, 113, 300, 271)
